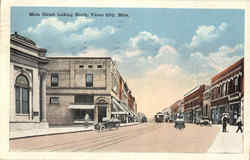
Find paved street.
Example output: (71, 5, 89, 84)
(10, 123, 226, 153)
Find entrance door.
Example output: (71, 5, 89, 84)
(98, 105, 107, 122)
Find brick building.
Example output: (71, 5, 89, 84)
(203, 85, 211, 119)
(184, 85, 205, 123)
(46, 57, 137, 125)
(10, 33, 49, 131)
(210, 58, 244, 124)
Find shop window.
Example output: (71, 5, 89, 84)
(74, 109, 94, 121)
(15, 75, 30, 114)
(50, 97, 59, 104)
(51, 73, 59, 87)
(75, 95, 94, 104)
(86, 73, 93, 87)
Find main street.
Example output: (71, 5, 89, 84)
(10, 123, 222, 153)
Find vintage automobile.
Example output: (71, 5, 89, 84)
(155, 112, 165, 123)
(199, 116, 212, 126)
(94, 117, 121, 131)
(175, 114, 185, 129)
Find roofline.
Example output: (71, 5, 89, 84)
(47, 56, 112, 59)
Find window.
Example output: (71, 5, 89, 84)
(50, 97, 59, 104)
(75, 95, 94, 104)
(15, 75, 30, 114)
(97, 65, 103, 68)
(88, 65, 93, 68)
(79, 65, 84, 68)
(51, 73, 59, 87)
(86, 73, 93, 87)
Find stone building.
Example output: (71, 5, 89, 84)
(184, 85, 205, 123)
(210, 58, 244, 124)
(10, 33, 49, 131)
(46, 57, 137, 125)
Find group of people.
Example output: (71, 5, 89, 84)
(221, 113, 243, 133)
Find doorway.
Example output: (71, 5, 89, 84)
(98, 105, 107, 122)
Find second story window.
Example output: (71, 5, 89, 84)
(86, 73, 93, 87)
(50, 97, 59, 104)
(51, 73, 59, 87)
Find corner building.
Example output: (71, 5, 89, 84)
(210, 58, 244, 124)
(46, 57, 137, 125)
(10, 33, 49, 131)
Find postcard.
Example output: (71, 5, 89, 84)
(1, 0, 249, 160)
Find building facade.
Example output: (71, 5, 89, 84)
(10, 33, 49, 131)
(46, 57, 137, 125)
(184, 85, 205, 123)
(210, 58, 244, 124)
(203, 85, 211, 119)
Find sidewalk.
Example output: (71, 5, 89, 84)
(10, 122, 140, 140)
(208, 125, 243, 153)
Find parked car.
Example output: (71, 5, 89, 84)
(94, 117, 121, 131)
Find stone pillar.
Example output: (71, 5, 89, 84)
(40, 71, 47, 122)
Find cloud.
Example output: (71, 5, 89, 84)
(23, 17, 117, 55)
(190, 43, 243, 72)
(129, 31, 166, 48)
(189, 22, 228, 48)
(27, 17, 94, 33)
(82, 26, 117, 40)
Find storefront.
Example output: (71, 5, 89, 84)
(111, 98, 129, 123)
(68, 104, 95, 124)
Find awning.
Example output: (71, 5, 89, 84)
(112, 99, 128, 113)
(68, 105, 95, 110)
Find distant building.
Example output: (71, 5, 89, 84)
(210, 58, 244, 124)
(203, 85, 211, 119)
(46, 57, 137, 125)
(10, 33, 49, 131)
(184, 85, 206, 123)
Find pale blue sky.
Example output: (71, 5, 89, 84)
(11, 7, 245, 115)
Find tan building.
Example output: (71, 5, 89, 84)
(46, 57, 137, 125)
(10, 33, 49, 131)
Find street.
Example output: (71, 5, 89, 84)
(10, 123, 223, 153)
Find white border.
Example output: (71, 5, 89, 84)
(1, 0, 249, 160)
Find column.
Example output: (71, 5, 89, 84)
(40, 71, 47, 122)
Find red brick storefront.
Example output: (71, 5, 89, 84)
(210, 58, 244, 124)
(184, 85, 205, 123)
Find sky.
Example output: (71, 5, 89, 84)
(11, 7, 244, 118)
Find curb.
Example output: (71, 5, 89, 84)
(9, 128, 94, 140)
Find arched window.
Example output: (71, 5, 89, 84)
(15, 75, 30, 114)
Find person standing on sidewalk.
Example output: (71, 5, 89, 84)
(222, 114, 227, 132)
(236, 117, 243, 133)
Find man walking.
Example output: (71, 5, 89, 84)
(236, 117, 243, 133)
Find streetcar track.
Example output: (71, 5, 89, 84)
(49, 124, 160, 152)
(70, 124, 161, 152)
(19, 124, 148, 152)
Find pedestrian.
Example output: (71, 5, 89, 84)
(84, 113, 90, 128)
(234, 112, 237, 125)
(236, 117, 243, 133)
(222, 115, 227, 132)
